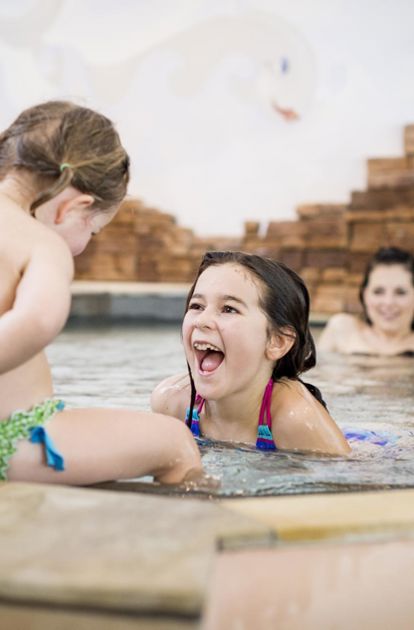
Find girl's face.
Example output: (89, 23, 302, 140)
(363, 264, 414, 335)
(36, 187, 118, 256)
(57, 207, 117, 257)
(182, 263, 278, 401)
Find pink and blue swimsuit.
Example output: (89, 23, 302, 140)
(186, 377, 396, 451)
(186, 378, 277, 451)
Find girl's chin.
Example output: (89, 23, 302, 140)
(193, 376, 222, 397)
(193, 375, 219, 392)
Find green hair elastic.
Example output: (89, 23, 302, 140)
(59, 162, 72, 172)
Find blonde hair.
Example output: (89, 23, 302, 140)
(0, 100, 130, 214)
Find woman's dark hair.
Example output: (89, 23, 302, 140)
(359, 246, 414, 330)
(185, 250, 326, 426)
(0, 100, 130, 214)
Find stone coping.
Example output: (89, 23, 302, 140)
(222, 488, 414, 541)
(1, 482, 414, 620)
(0, 483, 272, 618)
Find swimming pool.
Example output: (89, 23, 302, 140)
(47, 323, 414, 496)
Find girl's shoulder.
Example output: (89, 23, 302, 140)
(272, 377, 316, 406)
(150, 373, 190, 421)
(272, 377, 333, 429)
(271, 378, 350, 455)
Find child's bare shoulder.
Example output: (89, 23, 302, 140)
(274, 377, 308, 403)
(273, 377, 326, 419)
(271, 378, 350, 455)
(0, 209, 73, 315)
(151, 373, 190, 420)
(31, 219, 74, 271)
(3, 204, 73, 275)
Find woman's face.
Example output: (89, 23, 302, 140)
(182, 263, 276, 401)
(363, 264, 414, 335)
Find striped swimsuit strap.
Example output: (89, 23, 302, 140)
(256, 378, 276, 451)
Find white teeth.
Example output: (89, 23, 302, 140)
(193, 341, 222, 352)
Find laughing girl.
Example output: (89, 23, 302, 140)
(152, 251, 350, 456)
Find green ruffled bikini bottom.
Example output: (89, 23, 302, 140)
(0, 399, 65, 480)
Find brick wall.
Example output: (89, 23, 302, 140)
(75, 124, 414, 315)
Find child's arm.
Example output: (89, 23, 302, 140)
(273, 379, 351, 455)
(0, 237, 73, 374)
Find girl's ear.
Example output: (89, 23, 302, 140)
(55, 194, 95, 225)
(265, 328, 296, 361)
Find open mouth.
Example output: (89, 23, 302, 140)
(193, 341, 225, 374)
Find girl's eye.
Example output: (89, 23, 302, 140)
(188, 302, 203, 311)
(372, 288, 385, 295)
(395, 288, 408, 295)
(223, 305, 239, 314)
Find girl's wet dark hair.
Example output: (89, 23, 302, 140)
(185, 250, 326, 426)
(359, 246, 414, 330)
(0, 100, 130, 215)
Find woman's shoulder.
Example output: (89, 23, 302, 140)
(318, 312, 362, 351)
(150, 373, 190, 420)
(326, 312, 360, 331)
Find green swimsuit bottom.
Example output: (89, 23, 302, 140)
(0, 399, 66, 480)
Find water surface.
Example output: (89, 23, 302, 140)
(47, 323, 414, 496)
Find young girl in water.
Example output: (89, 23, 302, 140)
(152, 251, 350, 455)
(0, 100, 202, 485)
(318, 247, 414, 356)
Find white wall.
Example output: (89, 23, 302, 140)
(0, 0, 413, 235)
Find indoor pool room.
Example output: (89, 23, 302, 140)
(1, 1, 414, 629)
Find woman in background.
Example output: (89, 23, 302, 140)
(318, 247, 414, 356)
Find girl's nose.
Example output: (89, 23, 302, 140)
(194, 307, 215, 329)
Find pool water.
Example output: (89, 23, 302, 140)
(47, 323, 414, 497)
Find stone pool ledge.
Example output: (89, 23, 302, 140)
(1, 483, 414, 628)
(0, 482, 273, 629)
(70, 280, 330, 324)
(222, 488, 414, 541)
